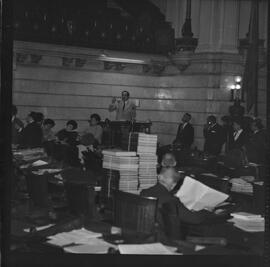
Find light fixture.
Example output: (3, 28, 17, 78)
(230, 76, 242, 101)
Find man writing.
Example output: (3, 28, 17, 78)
(108, 91, 136, 121)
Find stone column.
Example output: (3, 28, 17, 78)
(197, 0, 239, 53)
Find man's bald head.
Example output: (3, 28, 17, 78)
(158, 167, 180, 191)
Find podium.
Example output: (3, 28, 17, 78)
(100, 121, 152, 148)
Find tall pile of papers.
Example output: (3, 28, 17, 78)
(137, 134, 158, 190)
(175, 176, 229, 211)
(102, 149, 139, 193)
(228, 212, 264, 232)
(229, 178, 253, 194)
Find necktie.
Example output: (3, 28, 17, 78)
(123, 102, 125, 111)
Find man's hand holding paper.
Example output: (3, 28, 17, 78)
(175, 176, 229, 211)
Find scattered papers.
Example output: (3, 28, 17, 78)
(230, 178, 253, 194)
(175, 176, 229, 211)
(228, 212, 264, 232)
(32, 160, 48, 167)
(118, 243, 176, 255)
(46, 228, 102, 247)
(24, 224, 55, 233)
(63, 239, 116, 254)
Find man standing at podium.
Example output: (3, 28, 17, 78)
(108, 90, 136, 121)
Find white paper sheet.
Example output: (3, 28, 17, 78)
(63, 239, 116, 254)
(23, 224, 55, 233)
(32, 160, 48, 167)
(175, 176, 229, 211)
(118, 243, 176, 255)
(46, 228, 103, 247)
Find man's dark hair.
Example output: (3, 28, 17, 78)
(253, 118, 264, 130)
(43, 118, 55, 127)
(35, 112, 44, 123)
(221, 115, 231, 124)
(207, 115, 216, 123)
(66, 120, 78, 130)
(90, 113, 101, 123)
(122, 90, 130, 97)
(185, 113, 191, 119)
(12, 105, 18, 116)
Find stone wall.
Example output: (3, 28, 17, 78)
(13, 41, 267, 149)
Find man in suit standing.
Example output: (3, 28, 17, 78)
(108, 90, 136, 121)
(229, 118, 247, 151)
(173, 113, 194, 149)
(246, 118, 267, 164)
(203, 115, 224, 156)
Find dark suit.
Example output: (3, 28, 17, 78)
(246, 129, 267, 164)
(229, 130, 248, 151)
(203, 123, 224, 156)
(173, 122, 194, 148)
(140, 182, 213, 224)
(19, 122, 43, 148)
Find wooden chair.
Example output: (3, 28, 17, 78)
(25, 172, 49, 208)
(113, 190, 159, 242)
(64, 180, 96, 220)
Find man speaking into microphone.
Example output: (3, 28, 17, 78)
(108, 90, 136, 121)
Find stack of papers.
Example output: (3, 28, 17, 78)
(228, 212, 264, 232)
(137, 134, 158, 190)
(46, 228, 102, 247)
(230, 178, 253, 194)
(32, 169, 62, 175)
(118, 243, 177, 255)
(137, 133, 158, 154)
(138, 154, 158, 190)
(14, 148, 45, 162)
(102, 155, 139, 170)
(175, 176, 229, 211)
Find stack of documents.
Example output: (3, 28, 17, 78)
(138, 154, 158, 190)
(13, 148, 45, 162)
(118, 243, 178, 255)
(46, 228, 102, 247)
(175, 176, 229, 211)
(228, 212, 265, 232)
(32, 169, 62, 176)
(102, 149, 139, 193)
(137, 133, 158, 154)
(230, 178, 253, 194)
(137, 134, 158, 190)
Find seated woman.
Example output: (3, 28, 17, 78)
(19, 111, 43, 149)
(53, 120, 80, 167)
(83, 113, 103, 145)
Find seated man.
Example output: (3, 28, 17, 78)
(140, 167, 216, 238)
(19, 111, 43, 149)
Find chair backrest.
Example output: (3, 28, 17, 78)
(253, 183, 265, 215)
(64, 181, 95, 218)
(26, 172, 49, 208)
(113, 190, 158, 236)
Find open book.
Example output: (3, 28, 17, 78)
(175, 176, 229, 211)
